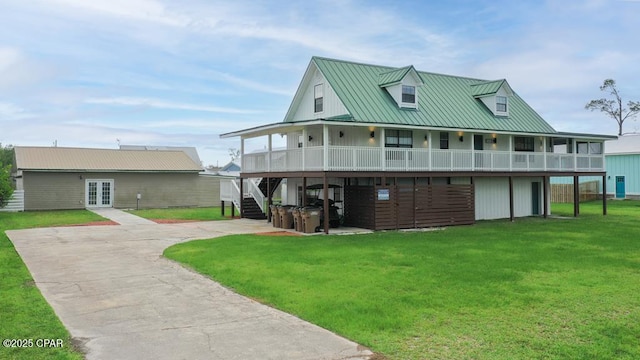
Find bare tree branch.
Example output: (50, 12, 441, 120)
(586, 79, 640, 136)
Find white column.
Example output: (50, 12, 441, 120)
(571, 139, 578, 171)
(380, 128, 386, 171)
(240, 137, 245, 171)
(323, 124, 329, 171)
(542, 137, 547, 171)
(508, 136, 513, 171)
(302, 128, 307, 171)
(428, 131, 432, 171)
(471, 133, 475, 171)
(267, 134, 272, 172)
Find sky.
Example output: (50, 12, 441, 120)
(1, 0, 639, 167)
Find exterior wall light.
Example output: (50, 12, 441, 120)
(459, 135, 464, 142)
(308, 135, 313, 141)
(370, 131, 375, 138)
(339, 131, 344, 138)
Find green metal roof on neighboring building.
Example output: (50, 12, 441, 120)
(304, 57, 557, 134)
(470, 79, 506, 97)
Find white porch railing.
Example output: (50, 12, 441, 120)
(220, 178, 241, 212)
(243, 146, 605, 173)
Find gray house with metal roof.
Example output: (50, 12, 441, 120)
(221, 57, 615, 232)
(14, 146, 219, 210)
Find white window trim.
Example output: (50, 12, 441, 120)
(314, 83, 324, 113)
(496, 96, 508, 113)
(400, 84, 417, 108)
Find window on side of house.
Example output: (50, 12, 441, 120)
(439, 132, 449, 149)
(385, 130, 413, 148)
(514, 136, 534, 152)
(589, 142, 602, 154)
(496, 96, 507, 113)
(314, 84, 323, 113)
(577, 142, 589, 154)
(402, 85, 416, 104)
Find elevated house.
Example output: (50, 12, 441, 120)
(221, 57, 615, 232)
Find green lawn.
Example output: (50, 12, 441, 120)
(165, 200, 640, 359)
(0, 210, 106, 360)
(127, 206, 228, 221)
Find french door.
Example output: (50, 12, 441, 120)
(86, 179, 114, 207)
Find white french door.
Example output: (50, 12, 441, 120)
(86, 179, 114, 208)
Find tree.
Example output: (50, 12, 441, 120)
(585, 79, 640, 136)
(0, 143, 15, 169)
(0, 164, 13, 208)
(0, 143, 15, 208)
(228, 148, 241, 162)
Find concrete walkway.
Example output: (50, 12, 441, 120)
(7, 216, 373, 360)
(88, 207, 157, 225)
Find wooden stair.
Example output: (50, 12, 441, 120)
(242, 197, 266, 220)
(258, 177, 283, 198)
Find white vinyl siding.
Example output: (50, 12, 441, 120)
(479, 87, 511, 116)
(290, 66, 348, 121)
(475, 177, 543, 220)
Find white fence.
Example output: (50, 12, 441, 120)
(0, 190, 24, 212)
(243, 146, 605, 173)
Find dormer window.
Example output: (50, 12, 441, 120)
(378, 65, 422, 109)
(314, 84, 323, 113)
(496, 96, 507, 113)
(402, 85, 416, 104)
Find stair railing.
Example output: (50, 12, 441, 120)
(230, 179, 241, 213)
(246, 178, 266, 213)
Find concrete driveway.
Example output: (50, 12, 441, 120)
(7, 212, 372, 360)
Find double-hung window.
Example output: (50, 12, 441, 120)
(496, 96, 507, 113)
(439, 132, 449, 149)
(402, 85, 416, 104)
(314, 84, 323, 113)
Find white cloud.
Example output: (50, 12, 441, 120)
(85, 97, 263, 114)
(0, 102, 31, 120)
(47, 0, 189, 27)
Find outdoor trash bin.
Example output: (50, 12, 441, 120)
(278, 205, 294, 229)
(270, 205, 281, 228)
(302, 207, 321, 233)
(292, 208, 303, 232)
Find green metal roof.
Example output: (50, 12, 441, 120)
(470, 79, 506, 97)
(303, 57, 557, 134)
(378, 66, 413, 87)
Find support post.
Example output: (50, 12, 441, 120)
(323, 173, 329, 234)
(543, 176, 549, 218)
(603, 174, 607, 215)
(509, 176, 514, 222)
(267, 177, 271, 223)
(221, 201, 225, 216)
(302, 177, 307, 206)
(574, 175, 580, 216)
(239, 177, 244, 219)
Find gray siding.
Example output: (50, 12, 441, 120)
(22, 171, 221, 210)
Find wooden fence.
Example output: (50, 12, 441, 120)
(551, 180, 599, 203)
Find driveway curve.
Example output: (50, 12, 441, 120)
(7, 217, 372, 360)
